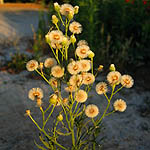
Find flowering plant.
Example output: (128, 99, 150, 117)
(25, 2, 134, 150)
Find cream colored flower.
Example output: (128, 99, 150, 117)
(121, 75, 134, 88)
(80, 59, 91, 72)
(67, 61, 81, 75)
(44, 58, 57, 68)
(77, 40, 88, 47)
(51, 65, 64, 78)
(47, 30, 63, 44)
(28, 88, 43, 100)
(69, 75, 83, 87)
(85, 104, 99, 118)
(76, 45, 90, 58)
(65, 85, 76, 93)
(69, 21, 82, 34)
(60, 4, 74, 16)
(83, 73, 95, 85)
(26, 60, 38, 71)
(107, 71, 121, 85)
(114, 99, 127, 112)
(75, 90, 87, 103)
(49, 77, 58, 88)
(96, 82, 108, 95)
(51, 42, 62, 49)
(36, 98, 43, 107)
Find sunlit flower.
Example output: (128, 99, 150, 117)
(76, 45, 90, 58)
(49, 94, 58, 105)
(121, 75, 134, 88)
(114, 99, 127, 112)
(67, 61, 81, 75)
(77, 40, 88, 47)
(65, 85, 76, 93)
(44, 58, 57, 68)
(80, 59, 91, 72)
(69, 21, 82, 34)
(85, 104, 99, 118)
(60, 4, 74, 16)
(28, 88, 43, 100)
(96, 82, 108, 95)
(49, 77, 58, 88)
(75, 90, 87, 103)
(47, 30, 63, 44)
(82, 73, 95, 85)
(69, 75, 83, 87)
(51, 65, 64, 78)
(26, 60, 38, 71)
(107, 71, 121, 85)
(88, 51, 95, 58)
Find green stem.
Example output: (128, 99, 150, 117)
(58, 12, 65, 26)
(113, 86, 124, 95)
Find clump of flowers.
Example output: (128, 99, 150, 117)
(25, 2, 134, 150)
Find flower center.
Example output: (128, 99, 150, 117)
(33, 92, 40, 97)
(73, 64, 79, 71)
(30, 63, 35, 68)
(86, 76, 91, 81)
(80, 49, 86, 54)
(53, 34, 60, 40)
(65, 8, 71, 12)
(112, 75, 118, 81)
(89, 108, 94, 114)
(73, 26, 78, 30)
(124, 79, 130, 84)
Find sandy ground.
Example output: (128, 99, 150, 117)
(0, 6, 150, 150)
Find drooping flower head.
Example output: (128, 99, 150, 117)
(96, 82, 108, 95)
(28, 88, 43, 101)
(75, 90, 88, 103)
(26, 60, 38, 71)
(51, 65, 64, 78)
(121, 75, 134, 88)
(76, 45, 90, 58)
(60, 4, 74, 16)
(44, 58, 57, 68)
(69, 21, 82, 34)
(107, 71, 121, 85)
(85, 104, 99, 118)
(114, 99, 127, 112)
(67, 61, 81, 75)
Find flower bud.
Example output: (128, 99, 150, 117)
(74, 6, 79, 14)
(52, 15, 58, 25)
(45, 34, 50, 44)
(39, 62, 44, 70)
(88, 51, 95, 58)
(98, 65, 103, 71)
(57, 114, 63, 121)
(109, 64, 116, 71)
(68, 12, 74, 20)
(54, 2, 60, 12)
(70, 35, 76, 44)
(25, 110, 31, 116)
(49, 94, 57, 105)
(62, 37, 68, 45)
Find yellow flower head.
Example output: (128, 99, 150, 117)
(51, 65, 64, 78)
(80, 59, 91, 72)
(69, 74, 83, 87)
(65, 85, 76, 93)
(67, 61, 81, 75)
(114, 99, 127, 112)
(82, 73, 95, 85)
(85, 104, 99, 118)
(60, 4, 74, 16)
(44, 58, 57, 68)
(76, 45, 90, 59)
(121, 75, 134, 88)
(96, 82, 108, 95)
(107, 71, 121, 85)
(75, 90, 87, 103)
(26, 60, 38, 71)
(28, 88, 43, 101)
(69, 21, 82, 34)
